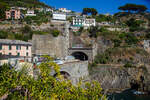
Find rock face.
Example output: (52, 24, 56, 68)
(90, 66, 150, 91)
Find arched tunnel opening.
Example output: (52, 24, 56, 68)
(72, 52, 88, 61)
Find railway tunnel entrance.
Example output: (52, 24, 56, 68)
(72, 52, 88, 61)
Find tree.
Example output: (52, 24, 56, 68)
(0, 57, 107, 100)
(90, 8, 98, 16)
(118, 4, 147, 13)
(82, 8, 98, 16)
(88, 26, 100, 38)
(137, 5, 147, 12)
(0, 1, 9, 19)
(126, 18, 145, 32)
(113, 39, 122, 47)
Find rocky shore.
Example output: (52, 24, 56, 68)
(89, 65, 150, 93)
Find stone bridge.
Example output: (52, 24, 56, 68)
(34, 61, 89, 85)
(53, 61, 89, 84)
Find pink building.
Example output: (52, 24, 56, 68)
(5, 9, 21, 19)
(0, 39, 32, 57)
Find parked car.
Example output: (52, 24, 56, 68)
(36, 62, 42, 66)
(53, 59, 64, 65)
(65, 56, 75, 61)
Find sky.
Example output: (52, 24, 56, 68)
(40, 0, 150, 14)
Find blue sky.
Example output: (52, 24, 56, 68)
(40, 0, 150, 14)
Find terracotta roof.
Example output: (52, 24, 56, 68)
(0, 39, 32, 45)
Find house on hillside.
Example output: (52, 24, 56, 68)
(52, 12, 66, 21)
(5, 8, 21, 20)
(18, 7, 27, 10)
(0, 39, 32, 58)
(143, 40, 150, 53)
(97, 21, 113, 26)
(26, 10, 36, 16)
(71, 16, 96, 30)
(84, 18, 96, 28)
(35, 8, 44, 12)
(59, 8, 71, 13)
(73, 16, 85, 27)
(45, 8, 53, 12)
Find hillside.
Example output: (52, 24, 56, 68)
(1, 0, 50, 8)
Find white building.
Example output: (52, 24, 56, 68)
(18, 7, 27, 10)
(73, 16, 85, 27)
(52, 13, 66, 21)
(59, 8, 71, 13)
(46, 8, 53, 12)
(97, 21, 113, 26)
(72, 16, 96, 28)
(143, 40, 150, 51)
(84, 19, 96, 27)
(26, 10, 36, 16)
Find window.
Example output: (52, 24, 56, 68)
(26, 52, 28, 56)
(16, 45, 21, 50)
(9, 53, 11, 56)
(26, 46, 28, 50)
(17, 53, 20, 56)
(16, 45, 18, 50)
(9, 45, 11, 50)
(0, 45, 2, 50)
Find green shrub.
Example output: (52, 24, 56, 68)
(99, 26, 108, 32)
(124, 33, 138, 45)
(0, 31, 8, 39)
(88, 26, 100, 38)
(21, 25, 32, 34)
(94, 53, 110, 64)
(51, 30, 60, 37)
(14, 33, 24, 40)
(50, 24, 54, 27)
(34, 31, 48, 35)
(79, 26, 84, 32)
(124, 62, 135, 68)
(113, 39, 122, 47)
(126, 18, 145, 32)
(96, 14, 116, 23)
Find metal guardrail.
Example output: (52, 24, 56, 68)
(69, 47, 92, 50)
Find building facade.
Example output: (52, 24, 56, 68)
(73, 16, 85, 27)
(5, 8, 21, 19)
(0, 39, 32, 57)
(72, 16, 96, 28)
(84, 19, 96, 27)
(26, 10, 36, 16)
(143, 40, 150, 53)
(59, 8, 71, 13)
(52, 13, 66, 21)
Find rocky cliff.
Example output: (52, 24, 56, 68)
(89, 65, 150, 92)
